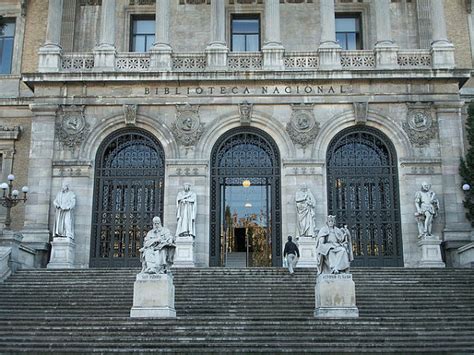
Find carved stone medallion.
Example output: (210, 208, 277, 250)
(402, 103, 437, 146)
(172, 104, 204, 146)
(56, 106, 90, 148)
(286, 104, 320, 147)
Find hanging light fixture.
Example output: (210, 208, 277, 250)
(243, 179, 252, 207)
(242, 179, 251, 188)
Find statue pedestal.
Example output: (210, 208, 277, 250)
(130, 273, 176, 318)
(47, 237, 75, 269)
(174, 236, 195, 267)
(296, 237, 317, 267)
(418, 235, 445, 268)
(314, 273, 359, 318)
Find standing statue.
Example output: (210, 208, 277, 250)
(176, 183, 197, 238)
(295, 185, 316, 239)
(53, 184, 76, 239)
(140, 217, 176, 274)
(415, 182, 439, 238)
(315, 215, 354, 275)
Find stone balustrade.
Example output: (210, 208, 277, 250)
(56, 49, 438, 73)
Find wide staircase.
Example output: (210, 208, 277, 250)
(0, 268, 473, 353)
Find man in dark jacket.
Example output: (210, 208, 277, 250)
(283, 236, 300, 274)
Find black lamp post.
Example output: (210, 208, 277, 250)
(0, 174, 28, 230)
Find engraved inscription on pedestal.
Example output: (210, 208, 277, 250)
(314, 273, 359, 318)
(130, 273, 176, 318)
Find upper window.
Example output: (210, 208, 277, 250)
(231, 15, 260, 52)
(130, 16, 155, 52)
(336, 14, 361, 50)
(0, 20, 15, 74)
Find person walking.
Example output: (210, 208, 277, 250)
(283, 236, 300, 274)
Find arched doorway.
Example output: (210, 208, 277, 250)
(326, 126, 403, 267)
(209, 127, 281, 267)
(90, 128, 165, 267)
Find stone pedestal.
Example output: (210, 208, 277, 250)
(47, 237, 75, 269)
(93, 45, 116, 71)
(374, 44, 399, 69)
(0, 230, 24, 273)
(262, 45, 285, 70)
(38, 45, 62, 73)
(458, 242, 474, 268)
(150, 45, 172, 71)
(130, 273, 176, 318)
(174, 236, 195, 267)
(315, 273, 359, 318)
(205, 45, 228, 70)
(0, 246, 11, 281)
(296, 237, 317, 267)
(431, 43, 455, 69)
(418, 235, 445, 268)
(318, 45, 342, 70)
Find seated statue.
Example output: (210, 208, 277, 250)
(316, 215, 354, 275)
(140, 217, 176, 274)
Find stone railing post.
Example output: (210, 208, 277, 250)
(374, 0, 399, 69)
(150, 0, 172, 71)
(205, 0, 228, 70)
(430, 0, 455, 68)
(318, 0, 341, 70)
(38, 0, 64, 72)
(94, 0, 116, 71)
(262, 0, 284, 70)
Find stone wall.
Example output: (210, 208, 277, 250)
(445, 0, 472, 68)
(21, 0, 48, 73)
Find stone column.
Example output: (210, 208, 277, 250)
(374, 0, 399, 69)
(430, 0, 455, 68)
(21, 104, 58, 266)
(435, 102, 471, 258)
(318, 0, 341, 70)
(150, 0, 172, 70)
(38, 0, 64, 72)
(262, 0, 284, 70)
(94, 0, 116, 71)
(205, 0, 228, 70)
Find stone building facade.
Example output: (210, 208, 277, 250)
(0, 0, 473, 269)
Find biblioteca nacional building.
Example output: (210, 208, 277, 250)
(1, 0, 474, 272)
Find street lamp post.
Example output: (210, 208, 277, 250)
(0, 174, 28, 230)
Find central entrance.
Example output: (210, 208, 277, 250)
(209, 127, 281, 267)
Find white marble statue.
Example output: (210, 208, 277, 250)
(295, 185, 316, 239)
(140, 217, 176, 274)
(175, 183, 196, 238)
(415, 182, 439, 238)
(315, 215, 354, 275)
(53, 184, 76, 239)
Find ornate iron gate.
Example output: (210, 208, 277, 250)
(209, 127, 281, 267)
(327, 127, 403, 267)
(90, 128, 165, 267)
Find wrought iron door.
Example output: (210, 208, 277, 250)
(90, 128, 165, 267)
(210, 127, 281, 267)
(327, 127, 403, 267)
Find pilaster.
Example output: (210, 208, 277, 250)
(318, 0, 341, 70)
(93, 0, 116, 71)
(38, 0, 64, 73)
(262, 0, 284, 70)
(373, 0, 399, 69)
(430, 0, 455, 69)
(206, 0, 228, 70)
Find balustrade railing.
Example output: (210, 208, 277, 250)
(57, 49, 435, 73)
(397, 50, 432, 68)
(61, 53, 94, 71)
(284, 52, 319, 70)
(172, 53, 207, 71)
(228, 52, 263, 70)
(115, 53, 150, 71)
(340, 50, 376, 69)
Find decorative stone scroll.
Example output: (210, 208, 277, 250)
(239, 101, 253, 125)
(353, 102, 368, 125)
(172, 104, 204, 147)
(402, 103, 437, 146)
(123, 104, 137, 126)
(56, 106, 90, 148)
(286, 104, 320, 147)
